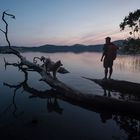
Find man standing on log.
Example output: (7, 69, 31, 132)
(101, 37, 118, 79)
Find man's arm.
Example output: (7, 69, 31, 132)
(101, 45, 106, 61)
(101, 52, 105, 61)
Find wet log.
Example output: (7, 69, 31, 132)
(82, 77, 140, 94)
(4, 72, 140, 118)
(44, 81, 140, 117)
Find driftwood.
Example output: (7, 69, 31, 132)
(82, 77, 140, 95)
(33, 56, 69, 74)
(3, 68, 140, 119)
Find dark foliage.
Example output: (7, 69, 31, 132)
(120, 9, 140, 53)
(120, 9, 140, 39)
(123, 38, 140, 53)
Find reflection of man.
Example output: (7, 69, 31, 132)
(103, 89, 111, 97)
(100, 112, 112, 123)
(101, 37, 118, 79)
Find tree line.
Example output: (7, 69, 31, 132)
(120, 9, 140, 53)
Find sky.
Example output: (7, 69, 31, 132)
(0, 0, 140, 46)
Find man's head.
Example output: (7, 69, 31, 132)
(105, 37, 111, 44)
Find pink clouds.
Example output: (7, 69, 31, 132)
(37, 29, 127, 46)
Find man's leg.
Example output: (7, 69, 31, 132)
(108, 67, 113, 79)
(104, 68, 108, 79)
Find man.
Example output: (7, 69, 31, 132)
(101, 37, 118, 79)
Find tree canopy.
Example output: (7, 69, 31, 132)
(120, 9, 140, 53)
(120, 9, 140, 39)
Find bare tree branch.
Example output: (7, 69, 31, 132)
(2, 11, 13, 47)
(0, 28, 5, 33)
(1, 11, 20, 55)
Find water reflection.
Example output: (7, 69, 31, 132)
(3, 69, 63, 116)
(3, 69, 140, 140)
(113, 115, 140, 140)
(89, 78, 140, 101)
(95, 83, 140, 139)
(115, 55, 140, 72)
(103, 88, 140, 101)
(3, 91, 18, 118)
(103, 88, 111, 97)
(47, 97, 63, 114)
(0, 52, 140, 140)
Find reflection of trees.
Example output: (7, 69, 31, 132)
(102, 88, 140, 139)
(114, 55, 140, 72)
(99, 93, 140, 140)
(113, 115, 140, 140)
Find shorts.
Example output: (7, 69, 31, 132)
(103, 58, 113, 68)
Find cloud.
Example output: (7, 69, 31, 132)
(35, 28, 127, 46)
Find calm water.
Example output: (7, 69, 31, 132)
(0, 52, 140, 140)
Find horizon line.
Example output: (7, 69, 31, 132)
(0, 39, 123, 47)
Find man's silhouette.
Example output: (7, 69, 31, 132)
(101, 37, 118, 79)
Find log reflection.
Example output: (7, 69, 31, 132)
(3, 70, 140, 140)
(83, 77, 140, 100)
(3, 69, 64, 115)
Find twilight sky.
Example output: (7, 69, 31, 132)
(0, 0, 140, 46)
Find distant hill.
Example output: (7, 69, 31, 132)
(0, 40, 124, 53)
(0, 44, 103, 53)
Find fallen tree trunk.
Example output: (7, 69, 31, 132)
(4, 70, 140, 118)
(82, 77, 140, 95)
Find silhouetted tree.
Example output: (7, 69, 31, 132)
(120, 9, 140, 39)
(123, 37, 140, 53)
(120, 9, 140, 53)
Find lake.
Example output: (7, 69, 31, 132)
(0, 52, 140, 140)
